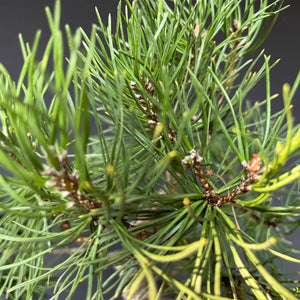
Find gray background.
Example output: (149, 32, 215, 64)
(0, 0, 299, 108)
(0, 1, 299, 299)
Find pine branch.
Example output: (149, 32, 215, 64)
(0, 0, 299, 299)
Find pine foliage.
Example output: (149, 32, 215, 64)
(0, 0, 300, 299)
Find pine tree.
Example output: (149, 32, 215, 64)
(0, 0, 299, 299)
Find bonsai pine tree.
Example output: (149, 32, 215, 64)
(0, 0, 300, 299)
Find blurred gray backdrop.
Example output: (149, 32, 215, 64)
(0, 0, 299, 109)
